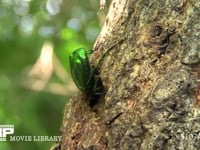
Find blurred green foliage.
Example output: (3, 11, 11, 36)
(0, 0, 105, 149)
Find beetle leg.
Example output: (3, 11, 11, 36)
(85, 49, 93, 54)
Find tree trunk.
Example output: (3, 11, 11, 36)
(60, 0, 200, 149)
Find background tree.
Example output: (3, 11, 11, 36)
(60, 0, 200, 149)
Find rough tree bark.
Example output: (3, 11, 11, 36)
(60, 0, 200, 149)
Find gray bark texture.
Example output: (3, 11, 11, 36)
(59, 0, 200, 149)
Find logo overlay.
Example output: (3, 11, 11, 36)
(0, 125, 61, 142)
(9, 135, 62, 142)
(0, 125, 14, 141)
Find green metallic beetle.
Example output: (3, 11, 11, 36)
(69, 48, 103, 95)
